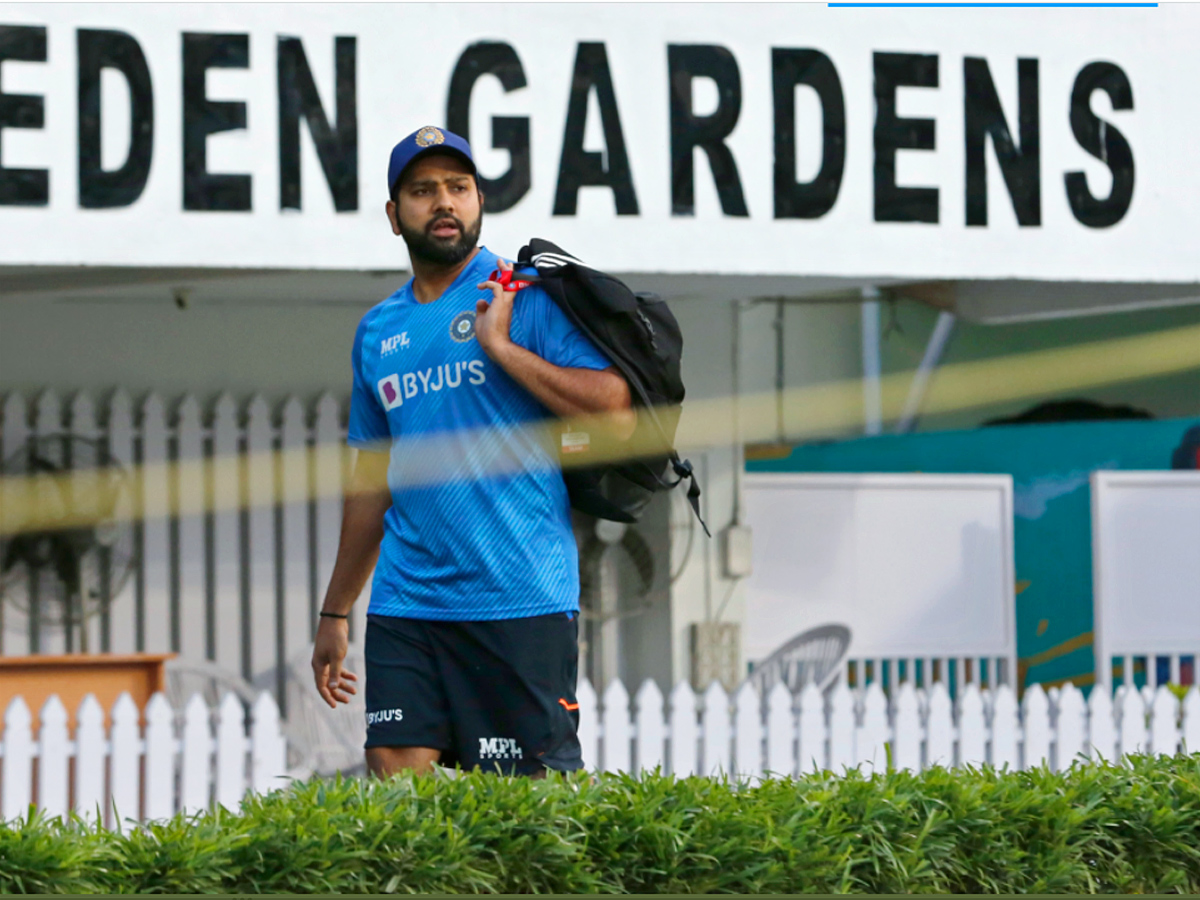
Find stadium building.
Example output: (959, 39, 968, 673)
(3, 4, 1199, 729)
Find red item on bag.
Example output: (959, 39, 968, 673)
(489, 268, 536, 292)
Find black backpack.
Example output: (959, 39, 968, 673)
(516, 238, 708, 534)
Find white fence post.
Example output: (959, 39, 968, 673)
(959, 683, 986, 767)
(1088, 686, 1116, 762)
(796, 682, 826, 775)
(37, 695, 70, 819)
(892, 683, 921, 772)
(576, 679, 599, 772)
(733, 681, 762, 781)
(601, 679, 632, 774)
(2, 697, 34, 820)
(991, 685, 1019, 770)
(1151, 686, 1180, 756)
(215, 692, 247, 811)
(765, 682, 795, 778)
(109, 693, 141, 828)
(1055, 684, 1086, 770)
(1022, 684, 1051, 770)
(701, 681, 731, 778)
(251, 692, 288, 794)
(1184, 687, 1200, 754)
(828, 681, 855, 773)
(634, 680, 665, 776)
(925, 682, 954, 768)
(181, 694, 212, 814)
(1119, 685, 1149, 758)
(144, 693, 176, 821)
(74, 695, 107, 823)
(856, 682, 889, 773)
(668, 681, 699, 777)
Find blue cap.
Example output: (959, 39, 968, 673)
(387, 126, 476, 197)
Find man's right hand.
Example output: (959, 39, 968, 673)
(312, 616, 358, 709)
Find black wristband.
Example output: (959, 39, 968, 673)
(319, 611, 349, 619)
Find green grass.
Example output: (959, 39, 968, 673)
(6, 754, 1200, 893)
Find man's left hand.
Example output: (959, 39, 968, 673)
(476, 258, 518, 360)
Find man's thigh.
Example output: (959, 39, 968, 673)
(365, 745, 442, 778)
(363, 614, 453, 756)
(429, 611, 584, 776)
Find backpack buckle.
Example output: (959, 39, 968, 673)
(489, 268, 537, 292)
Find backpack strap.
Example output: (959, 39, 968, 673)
(670, 456, 710, 537)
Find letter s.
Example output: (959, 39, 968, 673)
(467, 359, 486, 385)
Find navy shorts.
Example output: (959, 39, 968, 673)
(363, 611, 584, 775)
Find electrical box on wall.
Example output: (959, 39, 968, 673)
(721, 524, 753, 579)
(690, 622, 741, 692)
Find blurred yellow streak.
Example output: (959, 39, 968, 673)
(3, 318, 1200, 537)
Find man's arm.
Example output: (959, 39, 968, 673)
(476, 262, 637, 439)
(311, 449, 391, 709)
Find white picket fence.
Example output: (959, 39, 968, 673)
(0, 691, 287, 827)
(0, 390, 354, 710)
(575, 677, 1200, 778)
(6, 677, 1200, 827)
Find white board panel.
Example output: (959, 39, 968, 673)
(743, 473, 1015, 667)
(1092, 471, 1200, 687)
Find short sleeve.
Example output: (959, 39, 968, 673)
(347, 313, 391, 449)
(516, 285, 612, 372)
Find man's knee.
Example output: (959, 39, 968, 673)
(366, 745, 442, 778)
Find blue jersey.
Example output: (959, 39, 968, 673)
(347, 247, 612, 620)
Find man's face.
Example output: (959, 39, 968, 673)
(387, 154, 483, 266)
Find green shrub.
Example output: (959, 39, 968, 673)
(5, 755, 1200, 893)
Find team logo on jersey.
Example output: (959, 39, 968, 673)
(365, 707, 404, 726)
(450, 311, 476, 343)
(415, 126, 445, 147)
(478, 737, 523, 760)
(377, 374, 403, 410)
(381, 332, 410, 356)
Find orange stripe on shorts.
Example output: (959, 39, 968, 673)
(558, 698, 580, 711)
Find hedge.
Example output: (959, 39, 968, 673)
(5, 754, 1200, 893)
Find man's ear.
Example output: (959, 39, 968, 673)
(385, 199, 401, 236)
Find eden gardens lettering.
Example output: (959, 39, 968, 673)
(0, 24, 1133, 229)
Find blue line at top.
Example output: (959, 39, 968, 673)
(829, 3, 1157, 6)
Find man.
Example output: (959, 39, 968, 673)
(311, 125, 634, 778)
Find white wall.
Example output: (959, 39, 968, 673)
(1, 275, 869, 688)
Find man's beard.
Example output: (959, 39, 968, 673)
(399, 211, 482, 266)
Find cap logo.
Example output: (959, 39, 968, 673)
(415, 126, 445, 148)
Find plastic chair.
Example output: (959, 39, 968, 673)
(748, 624, 852, 696)
(283, 642, 369, 776)
(164, 657, 259, 710)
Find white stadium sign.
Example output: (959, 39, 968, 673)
(0, 3, 1189, 280)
